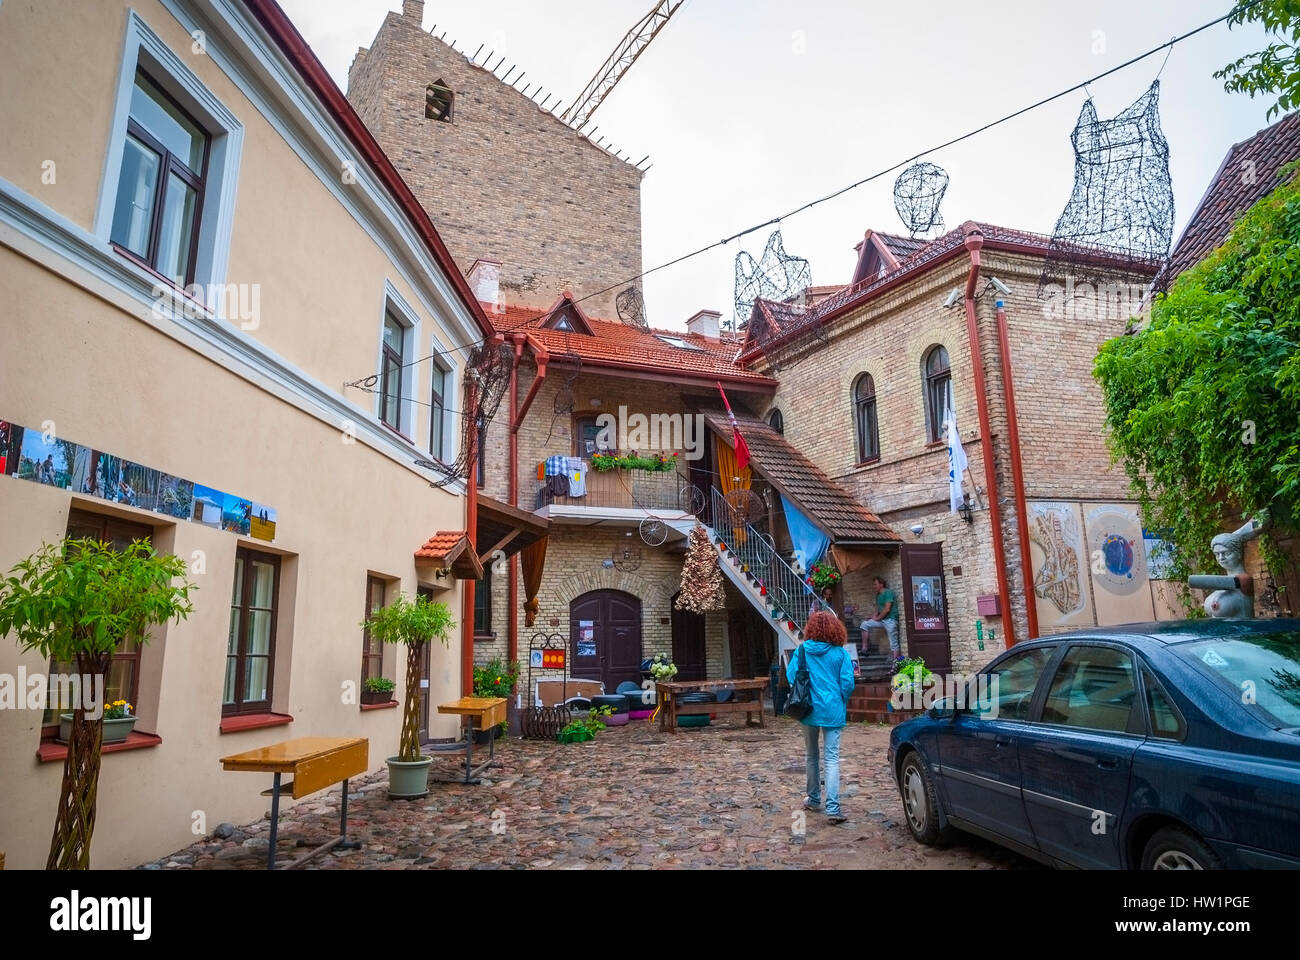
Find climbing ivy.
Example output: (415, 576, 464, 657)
(1094, 163, 1300, 605)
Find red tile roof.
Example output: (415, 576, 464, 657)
(1160, 111, 1300, 285)
(414, 531, 469, 560)
(492, 303, 774, 388)
(702, 410, 898, 544)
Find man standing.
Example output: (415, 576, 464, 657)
(860, 576, 900, 660)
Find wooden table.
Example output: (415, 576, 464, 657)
(655, 678, 769, 732)
(432, 697, 507, 784)
(220, 736, 368, 870)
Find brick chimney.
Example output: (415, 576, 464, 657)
(685, 309, 721, 340)
(402, 0, 425, 24)
(467, 259, 503, 314)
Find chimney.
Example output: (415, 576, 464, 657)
(685, 309, 721, 340)
(402, 0, 425, 24)
(467, 259, 503, 315)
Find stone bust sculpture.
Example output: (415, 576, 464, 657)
(1189, 513, 1267, 619)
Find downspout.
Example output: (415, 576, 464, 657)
(962, 227, 1015, 648)
(993, 298, 1039, 641)
(508, 333, 549, 667)
(462, 377, 479, 696)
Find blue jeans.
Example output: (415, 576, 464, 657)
(804, 724, 843, 816)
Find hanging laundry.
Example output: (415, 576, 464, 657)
(566, 456, 587, 497)
(545, 455, 567, 477)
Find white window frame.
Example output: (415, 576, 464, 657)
(427, 354, 455, 464)
(376, 282, 421, 439)
(95, 11, 243, 306)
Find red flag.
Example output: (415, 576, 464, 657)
(716, 382, 751, 472)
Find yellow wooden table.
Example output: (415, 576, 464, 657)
(433, 697, 507, 784)
(220, 736, 368, 870)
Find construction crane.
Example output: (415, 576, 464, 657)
(561, 0, 685, 132)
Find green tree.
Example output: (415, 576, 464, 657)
(1217, 0, 1300, 119)
(1094, 165, 1300, 602)
(361, 593, 456, 761)
(0, 539, 194, 869)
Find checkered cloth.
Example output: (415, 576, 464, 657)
(545, 455, 568, 477)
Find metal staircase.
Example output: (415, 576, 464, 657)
(666, 489, 833, 659)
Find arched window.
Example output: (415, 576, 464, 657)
(854, 374, 879, 462)
(768, 408, 784, 435)
(924, 346, 952, 443)
(425, 80, 454, 122)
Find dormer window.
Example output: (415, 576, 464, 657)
(654, 335, 704, 351)
(554, 317, 574, 331)
(425, 80, 454, 122)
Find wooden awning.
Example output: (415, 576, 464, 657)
(475, 494, 549, 563)
(414, 531, 484, 580)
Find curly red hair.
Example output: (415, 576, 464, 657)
(803, 610, 847, 646)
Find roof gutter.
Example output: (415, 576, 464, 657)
(962, 227, 1015, 649)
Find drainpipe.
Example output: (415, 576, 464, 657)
(962, 227, 1015, 648)
(462, 377, 479, 696)
(507, 333, 549, 667)
(993, 297, 1039, 641)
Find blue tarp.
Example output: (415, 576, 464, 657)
(780, 494, 830, 572)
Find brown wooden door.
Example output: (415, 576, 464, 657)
(671, 593, 707, 681)
(900, 544, 952, 673)
(728, 606, 773, 679)
(570, 590, 642, 691)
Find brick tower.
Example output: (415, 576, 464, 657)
(348, 0, 645, 318)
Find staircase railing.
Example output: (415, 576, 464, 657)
(708, 487, 834, 637)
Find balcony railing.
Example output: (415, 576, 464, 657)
(533, 462, 701, 514)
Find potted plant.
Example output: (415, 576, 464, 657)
(556, 705, 613, 743)
(362, 676, 396, 706)
(58, 699, 136, 745)
(806, 561, 842, 594)
(648, 652, 677, 683)
(361, 592, 456, 799)
(0, 537, 194, 869)
(890, 656, 933, 710)
(471, 657, 518, 743)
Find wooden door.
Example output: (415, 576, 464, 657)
(900, 543, 952, 673)
(570, 590, 642, 691)
(671, 593, 707, 681)
(727, 606, 773, 679)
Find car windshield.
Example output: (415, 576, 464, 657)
(1174, 631, 1300, 729)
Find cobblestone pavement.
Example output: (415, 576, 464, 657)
(146, 717, 1038, 870)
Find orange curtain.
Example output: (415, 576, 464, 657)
(521, 535, 548, 627)
(830, 545, 874, 575)
(715, 436, 752, 544)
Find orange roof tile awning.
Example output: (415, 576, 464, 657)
(414, 531, 484, 580)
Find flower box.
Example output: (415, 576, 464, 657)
(58, 714, 137, 745)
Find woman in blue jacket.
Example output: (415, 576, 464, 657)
(786, 610, 856, 823)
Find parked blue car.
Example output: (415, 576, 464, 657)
(888, 619, 1300, 869)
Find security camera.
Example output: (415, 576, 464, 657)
(988, 277, 1012, 296)
(909, 523, 924, 537)
(942, 288, 962, 309)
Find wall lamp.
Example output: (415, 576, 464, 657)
(958, 498, 974, 524)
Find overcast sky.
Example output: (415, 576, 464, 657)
(278, 0, 1274, 329)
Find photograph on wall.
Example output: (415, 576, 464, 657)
(1028, 500, 1096, 630)
(910, 575, 945, 630)
(576, 620, 596, 657)
(192, 485, 225, 528)
(222, 492, 252, 536)
(157, 473, 195, 520)
(249, 502, 277, 542)
(116, 461, 160, 510)
(1142, 527, 1176, 580)
(84, 452, 125, 502)
(0, 421, 22, 476)
(1084, 502, 1155, 625)
(16, 431, 77, 489)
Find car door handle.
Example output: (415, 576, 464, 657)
(1096, 757, 1119, 770)
(995, 736, 1013, 748)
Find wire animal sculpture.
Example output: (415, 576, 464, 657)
(733, 229, 812, 328)
(1041, 80, 1174, 292)
(893, 162, 949, 238)
(616, 286, 649, 329)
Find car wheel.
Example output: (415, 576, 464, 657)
(899, 751, 950, 846)
(1141, 827, 1222, 870)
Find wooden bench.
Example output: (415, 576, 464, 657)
(655, 678, 769, 732)
(220, 736, 368, 870)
